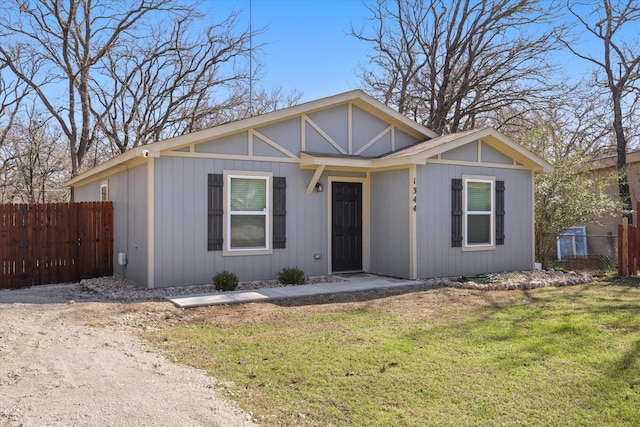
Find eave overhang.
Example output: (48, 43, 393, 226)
(65, 147, 154, 187)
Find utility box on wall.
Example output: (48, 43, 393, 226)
(117, 252, 127, 266)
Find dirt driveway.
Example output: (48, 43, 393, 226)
(0, 284, 257, 427)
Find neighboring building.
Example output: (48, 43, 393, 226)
(585, 151, 640, 236)
(561, 151, 640, 264)
(66, 90, 551, 288)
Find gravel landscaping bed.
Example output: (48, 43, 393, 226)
(434, 269, 593, 290)
(80, 274, 347, 302)
(80, 269, 594, 303)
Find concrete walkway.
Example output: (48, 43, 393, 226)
(167, 274, 423, 308)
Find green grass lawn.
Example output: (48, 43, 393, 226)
(146, 278, 640, 426)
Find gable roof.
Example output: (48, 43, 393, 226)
(389, 127, 552, 171)
(66, 91, 551, 188)
(301, 127, 553, 173)
(66, 90, 437, 187)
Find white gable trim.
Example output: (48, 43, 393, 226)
(66, 90, 437, 188)
(354, 125, 392, 156)
(143, 90, 436, 155)
(425, 158, 530, 170)
(413, 129, 551, 172)
(304, 114, 347, 155)
(251, 129, 299, 160)
(164, 151, 300, 163)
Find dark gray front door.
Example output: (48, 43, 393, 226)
(331, 182, 362, 272)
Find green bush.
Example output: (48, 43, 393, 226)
(213, 271, 238, 291)
(278, 267, 306, 285)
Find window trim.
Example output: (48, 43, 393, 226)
(557, 226, 587, 260)
(222, 170, 273, 256)
(100, 180, 109, 202)
(462, 175, 495, 251)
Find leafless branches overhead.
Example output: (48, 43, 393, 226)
(352, 0, 567, 134)
(0, 0, 258, 176)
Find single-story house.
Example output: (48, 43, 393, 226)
(67, 90, 552, 289)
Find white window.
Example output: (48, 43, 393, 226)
(224, 171, 271, 255)
(463, 176, 494, 249)
(100, 181, 108, 201)
(557, 226, 587, 260)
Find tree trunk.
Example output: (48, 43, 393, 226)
(612, 90, 633, 223)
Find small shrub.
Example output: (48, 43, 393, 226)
(213, 271, 238, 291)
(278, 267, 306, 285)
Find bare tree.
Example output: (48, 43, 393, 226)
(0, 0, 254, 176)
(352, 0, 566, 134)
(213, 86, 303, 125)
(0, 53, 35, 201)
(0, 56, 33, 148)
(499, 84, 614, 159)
(93, 9, 257, 156)
(0, 105, 69, 203)
(563, 0, 640, 222)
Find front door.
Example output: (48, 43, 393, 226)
(331, 182, 362, 272)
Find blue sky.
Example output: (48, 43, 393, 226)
(203, 0, 371, 102)
(199, 0, 640, 103)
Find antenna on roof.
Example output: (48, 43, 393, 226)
(249, 0, 254, 117)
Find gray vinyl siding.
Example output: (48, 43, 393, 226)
(416, 163, 533, 278)
(73, 164, 148, 285)
(152, 157, 331, 287)
(306, 105, 349, 153)
(351, 105, 392, 156)
(73, 180, 101, 201)
(370, 169, 410, 278)
(305, 121, 344, 155)
(111, 164, 148, 285)
(195, 132, 248, 154)
(256, 118, 301, 155)
(481, 142, 514, 164)
(394, 129, 422, 150)
(441, 141, 478, 162)
(253, 136, 290, 158)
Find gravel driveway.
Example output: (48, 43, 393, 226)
(0, 283, 257, 427)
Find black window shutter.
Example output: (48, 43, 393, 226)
(451, 178, 463, 247)
(495, 180, 505, 245)
(273, 176, 286, 249)
(207, 174, 223, 251)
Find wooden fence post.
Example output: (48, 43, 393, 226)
(630, 223, 637, 276)
(621, 217, 629, 276)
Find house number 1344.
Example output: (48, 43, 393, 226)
(413, 178, 417, 211)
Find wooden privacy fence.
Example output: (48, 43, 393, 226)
(618, 204, 640, 276)
(0, 202, 113, 289)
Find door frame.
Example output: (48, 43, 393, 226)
(327, 176, 369, 274)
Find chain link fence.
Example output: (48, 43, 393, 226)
(548, 233, 617, 272)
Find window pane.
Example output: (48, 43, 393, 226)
(467, 182, 491, 211)
(231, 178, 266, 211)
(558, 235, 576, 259)
(467, 215, 490, 244)
(231, 215, 266, 248)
